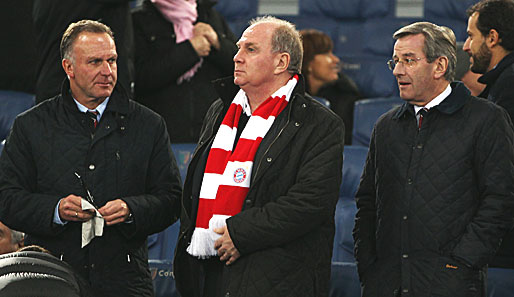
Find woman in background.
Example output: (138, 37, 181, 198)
(301, 29, 361, 144)
(133, 0, 237, 143)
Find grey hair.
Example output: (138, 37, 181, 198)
(10, 229, 24, 245)
(60, 19, 114, 62)
(393, 21, 457, 82)
(249, 16, 303, 74)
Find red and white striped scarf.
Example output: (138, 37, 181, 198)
(187, 75, 298, 258)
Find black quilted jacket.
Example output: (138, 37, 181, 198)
(353, 82, 514, 297)
(478, 51, 514, 268)
(174, 75, 345, 297)
(0, 80, 182, 297)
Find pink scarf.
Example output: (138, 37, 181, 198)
(187, 75, 299, 258)
(151, 0, 202, 84)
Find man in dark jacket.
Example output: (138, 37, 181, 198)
(0, 20, 182, 297)
(32, 0, 134, 103)
(353, 21, 514, 297)
(463, 0, 514, 269)
(173, 16, 344, 297)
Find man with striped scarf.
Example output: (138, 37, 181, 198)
(174, 16, 345, 297)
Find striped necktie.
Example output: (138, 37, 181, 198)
(418, 108, 428, 129)
(86, 110, 99, 132)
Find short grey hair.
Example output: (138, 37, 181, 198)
(249, 16, 303, 74)
(393, 22, 457, 82)
(10, 229, 24, 246)
(60, 19, 114, 62)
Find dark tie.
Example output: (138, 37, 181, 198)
(418, 108, 428, 129)
(86, 110, 99, 133)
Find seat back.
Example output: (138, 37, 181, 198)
(149, 259, 179, 297)
(352, 97, 403, 146)
(0, 90, 35, 140)
(329, 262, 361, 297)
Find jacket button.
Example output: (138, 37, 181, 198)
(225, 293, 230, 297)
(403, 215, 408, 220)
(150, 36, 156, 41)
(266, 157, 272, 162)
(302, 103, 306, 108)
(402, 254, 408, 259)
(417, 144, 423, 149)
(120, 126, 126, 131)
(245, 199, 251, 205)
(294, 122, 300, 127)
(407, 178, 412, 184)
(89, 164, 95, 170)
(105, 125, 110, 130)
(403, 288, 409, 293)
(120, 115, 125, 119)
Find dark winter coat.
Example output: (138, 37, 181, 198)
(132, 0, 237, 143)
(478, 51, 514, 268)
(32, 0, 134, 103)
(173, 75, 345, 297)
(0, 80, 182, 297)
(316, 74, 361, 145)
(353, 82, 514, 297)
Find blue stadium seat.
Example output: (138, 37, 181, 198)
(425, 17, 468, 42)
(299, 0, 393, 19)
(329, 262, 361, 297)
(312, 96, 331, 109)
(424, 0, 478, 22)
(487, 268, 514, 297)
(149, 259, 179, 297)
(148, 221, 180, 260)
(274, 15, 340, 47)
(332, 146, 368, 263)
(171, 143, 196, 183)
(334, 20, 365, 56)
(352, 97, 404, 147)
(340, 145, 368, 201)
(339, 55, 398, 99)
(0, 90, 35, 140)
(214, 0, 258, 21)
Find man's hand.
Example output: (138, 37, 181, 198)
(58, 194, 95, 222)
(193, 22, 220, 50)
(98, 199, 131, 226)
(214, 225, 240, 265)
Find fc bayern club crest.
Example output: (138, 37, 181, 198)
(233, 168, 247, 183)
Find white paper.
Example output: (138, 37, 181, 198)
(81, 199, 104, 248)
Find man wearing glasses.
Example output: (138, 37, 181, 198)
(353, 22, 514, 297)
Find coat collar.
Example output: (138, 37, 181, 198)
(478, 51, 514, 86)
(60, 79, 130, 116)
(393, 82, 471, 119)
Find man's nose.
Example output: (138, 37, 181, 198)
(463, 37, 471, 53)
(100, 61, 113, 75)
(233, 50, 243, 63)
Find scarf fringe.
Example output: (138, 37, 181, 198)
(186, 215, 229, 258)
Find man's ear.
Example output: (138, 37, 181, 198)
(62, 58, 74, 79)
(486, 29, 501, 48)
(433, 56, 448, 79)
(274, 52, 290, 75)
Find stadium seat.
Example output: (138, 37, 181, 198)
(425, 17, 468, 42)
(332, 146, 368, 263)
(487, 267, 514, 297)
(424, 0, 478, 22)
(339, 55, 398, 99)
(312, 96, 331, 109)
(149, 259, 179, 297)
(299, 0, 393, 19)
(214, 0, 258, 21)
(0, 90, 35, 140)
(329, 262, 361, 297)
(274, 15, 340, 46)
(352, 97, 404, 147)
(171, 143, 197, 183)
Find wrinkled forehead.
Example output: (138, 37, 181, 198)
(238, 22, 275, 45)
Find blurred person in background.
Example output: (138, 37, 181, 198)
(300, 29, 361, 144)
(456, 42, 485, 96)
(0, 221, 24, 255)
(32, 0, 135, 104)
(132, 0, 238, 143)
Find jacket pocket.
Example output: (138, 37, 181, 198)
(429, 256, 483, 297)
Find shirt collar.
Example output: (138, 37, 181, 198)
(413, 84, 451, 114)
(73, 97, 110, 121)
